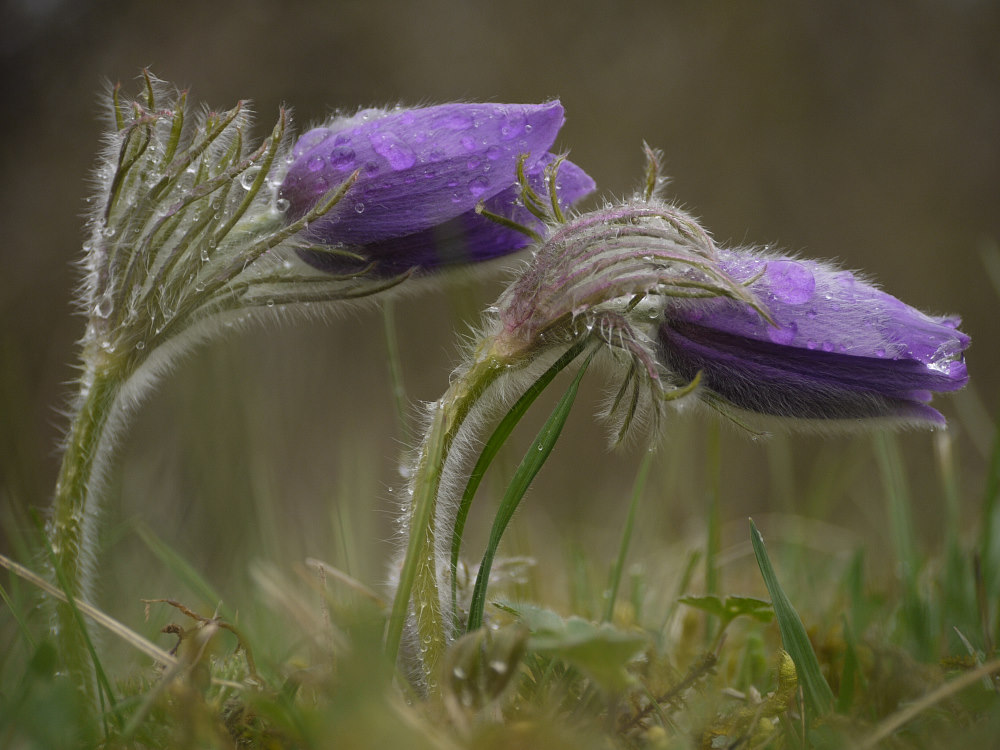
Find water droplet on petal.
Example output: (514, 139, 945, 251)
(461, 135, 477, 151)
(767, 260, 815, 304)
(274, 197, 290, 213)
(354, 202, 365, 213)
(499, 111, 527, 140)
(327, 147, 355, 171)
(467, 175, 491, 197)
(370, 131, 416, 170)
(766, 320, 797, 345)
(821, 341, 834, 352)
(485, 145, 502, 161)
(440, 112, 473, 130)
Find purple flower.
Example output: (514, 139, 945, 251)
(280, 102, 595, 277)
(658, 248, 970, 427)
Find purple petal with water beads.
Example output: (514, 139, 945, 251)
(660, 248, 969, 425)
(280, 101, 573, 246)
(298, 156, 595, 277)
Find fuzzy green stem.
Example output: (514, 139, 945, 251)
(385, 349, 507, 688)
(49, 362, 124, 701)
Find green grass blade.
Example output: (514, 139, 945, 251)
(704, 421, 721, 644)
(603, 451, 653, 623)
(749, 518, 835, 717)
(466, 350, 594, 632)
(450, 340, 589, 619)
(980, 418, 1000, 614)
(874, 432, 931, 658)
(133, 522, 228, 618)
(381, 297, 412, 446)
(0, 580, 36, 651)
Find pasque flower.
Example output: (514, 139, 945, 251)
(389, 151, 970, 689)
(658, 248, 970, 427)
(52, 77, 596, 703)
(280, 101, 595, 277)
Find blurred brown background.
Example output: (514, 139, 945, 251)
(1, 0, 998, 621)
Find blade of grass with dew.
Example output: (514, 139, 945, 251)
(874, 432, 932, 659)
(0, 552, 178, 669)
(450, 339, 590, 620)
(466, 350, 595, 632)
(836, 613, 862, 714)
(704, 420, 721, 645)
(749, 518, 835, 717)
(936, 431, 977, 641)
(604, 451, 654, 623)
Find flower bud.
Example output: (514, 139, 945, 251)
(280, 102, 595, 276)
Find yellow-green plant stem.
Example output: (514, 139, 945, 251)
(49, 362, 124, 703)
(385, 348, 508, 688)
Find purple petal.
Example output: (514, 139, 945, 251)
(673, 248, 969, 375)
(298, 156, 595, 277)
(660, 320, 952, 425)
(660, 246, 969, 425)
(280, 101, 567, 245)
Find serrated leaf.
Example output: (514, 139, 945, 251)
(678, 594, 774, 623)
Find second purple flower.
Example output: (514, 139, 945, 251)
(658, 248, 970, 427)
(280, 101, 595, 277)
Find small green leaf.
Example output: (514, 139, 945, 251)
(678, 594, 774, 623)
(497, 601, 646, 692)
(750, 519, 835, 717)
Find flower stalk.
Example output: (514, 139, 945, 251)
(386, 348, 509, 690)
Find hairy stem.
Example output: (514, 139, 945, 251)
(385, 349, 508, 689)
(48, 362, 124, 701)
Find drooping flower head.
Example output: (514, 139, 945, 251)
(658, 248, 969, 428)
(482, 143, 968, 435)
(279, 101, 595, 277)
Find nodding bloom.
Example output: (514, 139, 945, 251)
(279, 101, 595, 277)
(657, 248, 970, 428)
